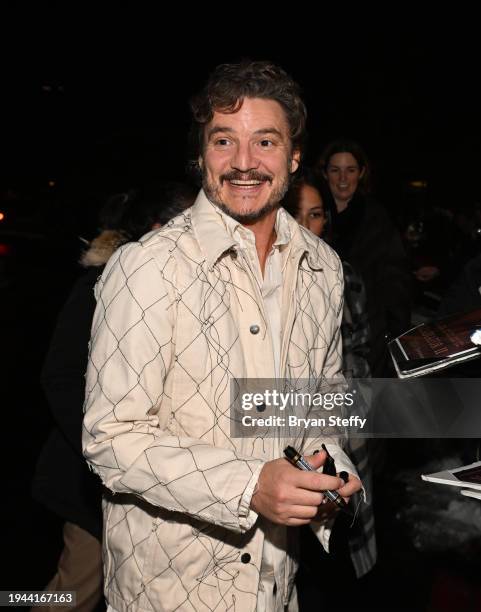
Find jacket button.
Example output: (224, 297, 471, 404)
(241, 553, 251, 564)
(249, 325, 260, 335)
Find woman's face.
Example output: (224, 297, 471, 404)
(295, 184, 326, 237)
(324, 152, 364, 210)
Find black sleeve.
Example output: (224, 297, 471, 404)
(41, 267, 101, 457)
(438, 254, 481, 317)
(383, 226, 412, 337)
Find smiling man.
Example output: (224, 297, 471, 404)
(83, 61, 361, 612)
(201, 97, 297, 219)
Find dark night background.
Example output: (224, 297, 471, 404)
(2, 7, 481, 611)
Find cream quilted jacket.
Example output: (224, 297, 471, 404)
(83, 190, 357, 612)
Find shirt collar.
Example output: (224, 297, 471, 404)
(190, 189, 322, 270)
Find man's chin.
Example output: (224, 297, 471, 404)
(215, 199, 279, 224)
(203, 179, 287, 224)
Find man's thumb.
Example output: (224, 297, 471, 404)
(304, 449, 326, 471)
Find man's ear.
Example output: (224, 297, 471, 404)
(198, 156, 203, 171)
(359, 167, 366, 179)
(290, 149, 301, 174)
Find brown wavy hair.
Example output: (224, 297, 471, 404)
(189, 60, 307, 169)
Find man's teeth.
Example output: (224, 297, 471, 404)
(229, 180, 263, 186)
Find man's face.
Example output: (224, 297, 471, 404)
(200, 97, 300, 223)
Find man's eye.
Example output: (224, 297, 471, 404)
(259, 139, 274, 147)
(310, 212, 323, 219)
(215, 138, 230, 146)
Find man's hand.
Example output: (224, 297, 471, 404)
(250, 450, 356, 526)
(313, 471, 362, 522)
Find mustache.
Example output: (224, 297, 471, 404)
(220, 170, 273, 184)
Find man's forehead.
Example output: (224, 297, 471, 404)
(207, 97, 290, 133)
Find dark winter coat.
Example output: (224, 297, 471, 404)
(332, 193, 411, 376)
(32, 231, 125, 539)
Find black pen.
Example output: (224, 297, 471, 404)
(283, 445, 349, 511)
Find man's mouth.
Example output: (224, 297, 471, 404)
(221, 172, 272, 190)
(228, 180, 264, 187)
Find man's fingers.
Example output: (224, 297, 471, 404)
(285, 518, 312, 527)
(337, 475, 362, 498)
(297, 470, 344, 493)
(286, 489, 324, 507)
(285, 504, 320, 520)
(303, 450, 327, 470)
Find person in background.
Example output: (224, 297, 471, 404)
(283, 170, 376, 608)
(32, 182, 196, 612)
(317, 140, 411, 377)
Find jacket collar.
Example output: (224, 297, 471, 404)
(289, 225, 325, 271)
(190, 189, 324, 271)
(190, 190, 238, 270)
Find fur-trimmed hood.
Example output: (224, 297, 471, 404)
(80, 230, 127, 268)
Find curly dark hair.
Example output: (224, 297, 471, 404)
(189, 60, 307, 167)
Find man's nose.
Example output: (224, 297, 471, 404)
(339, 169, 348, 182)
(231, 143, 259, 171)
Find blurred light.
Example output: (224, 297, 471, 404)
(0, 244, 10, 256)
(41, 84, 64, 93)
(48, 180, 56, 187)
(408, 180, 428, 190)
(0, 212, 5, 221)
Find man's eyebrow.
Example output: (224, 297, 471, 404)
(206, 126, 285, 140)
(254, 128, 284, 138)
(206, 126, 235, 140)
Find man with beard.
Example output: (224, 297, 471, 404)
(83, 60, 361, 612)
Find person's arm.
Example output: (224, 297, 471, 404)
(82, 241, 264, 534)
(301, 255, 358, 476)
(383, 228, 412, 337)
(42, 269, 99, 456)
(342, 262, 371, 379)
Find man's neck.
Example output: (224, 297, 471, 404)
(243, 209, 278, 277)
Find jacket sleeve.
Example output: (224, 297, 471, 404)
(82, 241, 263, 534)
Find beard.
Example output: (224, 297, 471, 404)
(202, 168, 291, 224)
